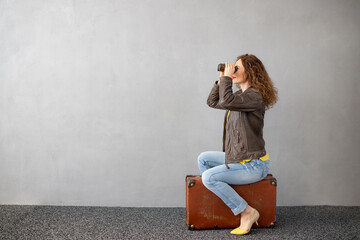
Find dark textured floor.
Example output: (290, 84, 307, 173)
(0, 205, 359, 240)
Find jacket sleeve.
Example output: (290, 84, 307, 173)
(207, 81, 226, 110)
(218, 76, 263, 112)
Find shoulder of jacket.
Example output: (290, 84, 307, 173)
(247, 88, 264, 101)
(235, 87, 261, 97)
(248, 87, 260, 93)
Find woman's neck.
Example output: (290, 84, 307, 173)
(240, 82, 251, 92)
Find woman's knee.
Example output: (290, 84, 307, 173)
(197, 151, 209, 166)
(201, 169, 214, 187)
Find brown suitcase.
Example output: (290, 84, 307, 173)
(185, 173, 277, 230)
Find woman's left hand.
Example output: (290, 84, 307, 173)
(224, 62, 235, 77)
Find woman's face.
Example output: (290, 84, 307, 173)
(232, 59, 247, 84)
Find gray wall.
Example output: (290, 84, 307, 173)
(1, 0, 359, 207)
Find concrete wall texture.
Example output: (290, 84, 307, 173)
(1, 0, 359, 207)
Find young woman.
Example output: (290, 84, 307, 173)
(198, 54, 278, 235)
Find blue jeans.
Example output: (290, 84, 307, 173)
(197, 151, 270, 216)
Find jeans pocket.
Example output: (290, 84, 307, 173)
(249, 159, 259, 169)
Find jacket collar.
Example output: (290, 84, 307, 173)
(237, 85, 253, 94)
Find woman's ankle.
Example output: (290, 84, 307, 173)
(242, 205, 254, 214)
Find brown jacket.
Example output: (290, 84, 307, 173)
(207, 76, 267, 169)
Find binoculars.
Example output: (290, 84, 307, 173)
(217, 63, 238, 73)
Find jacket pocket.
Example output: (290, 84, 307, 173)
(236, 130, 247, 155)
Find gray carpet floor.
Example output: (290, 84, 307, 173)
(0, 205, 359, 239)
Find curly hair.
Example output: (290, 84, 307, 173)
(234, 54, 278, 110)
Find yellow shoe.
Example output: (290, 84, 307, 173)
(230, 220, 258, 235)
(230, 227, 250, 235)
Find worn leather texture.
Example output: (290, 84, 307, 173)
(186, 174, 277, 230)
